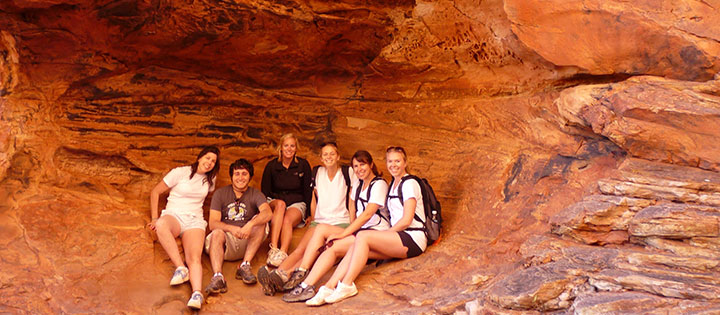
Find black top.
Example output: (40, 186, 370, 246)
(261, 156, 312, 214)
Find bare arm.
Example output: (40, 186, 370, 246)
(237, 202, 273, 238)
(147, 180, 170, 230)
(309, 189, 318, 222)
(348, 196, 357, 222)
(330, 202, 380, 240)
(389, 198, 416, 232)
(208, 209, 237, 232)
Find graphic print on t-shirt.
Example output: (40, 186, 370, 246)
(226, 201, 247, 222)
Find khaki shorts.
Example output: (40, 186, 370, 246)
(204, 224, 269, 261)
(267, 198, 308, 228)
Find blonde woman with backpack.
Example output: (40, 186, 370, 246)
(281, 150, 390, 303)
(304, 146, 428, 305)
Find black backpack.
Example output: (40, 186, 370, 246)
(354, 176, 390, 227)
(311, 165, 352, 209)
(390, 175, 442, 245)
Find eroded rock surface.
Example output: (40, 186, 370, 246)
(2, 0, 720, 314)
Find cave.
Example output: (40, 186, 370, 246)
(2, 0, 720, 313)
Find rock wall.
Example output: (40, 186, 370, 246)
(1, 0, 719, 313)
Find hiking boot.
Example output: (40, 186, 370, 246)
(324, 281, 357, 304)
(204, 274, 227, 295)
(266, 246, 288, 267)
(187, 291, 203, 310)
(235, 263, 257, 284)
(257, 265, 276, 296)
(169, 266, 189, 286)
(282, 268, 308, 291)
(270, 268, 289, 292)
(282, 284, 316, 303)
(306, 285, 334, 306)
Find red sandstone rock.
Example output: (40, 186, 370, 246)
(3, 0, 720, 314)
(504, 0, 720, 80)
(557, 76, 720, 172)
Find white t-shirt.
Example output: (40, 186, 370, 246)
(163, 166, 214, 216)
(351, 179, 390, 230)
(314, 166, 358, 225)
(387, 176, 427, 251)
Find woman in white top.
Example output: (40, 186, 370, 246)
(258, 142, 357, 295)
(281, 150, 390, 303)
(305, 146, 427, 305)
(147, 146, 220, 310)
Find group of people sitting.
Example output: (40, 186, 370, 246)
(147, 133, 429, 310)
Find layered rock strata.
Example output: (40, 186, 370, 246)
(2, 0, 720, 314)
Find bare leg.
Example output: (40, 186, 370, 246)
(323, 244, 354, 289)
(243, 224, 266, 263)
(269, 199, 287, 248)
(278, 225, 315, 273)
(182, 228, 206, 292)
(207, 229, 226, 274)
(341, 230, 406, 286)
(298, 224, 344, 270)
(155, 216, 183, 267)
(302, 236, 355, 286)
(279, 207, 302, 253)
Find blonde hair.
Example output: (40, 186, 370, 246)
(277, 133, 299, 162)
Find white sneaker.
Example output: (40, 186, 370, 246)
(170, 266, 189, 285)
(187, 291, 203, 310)
(306, 286, 334, 306)
(324, 282, 357, 304)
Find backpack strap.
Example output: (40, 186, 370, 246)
(310, 165, 321, 199)
(393, 175, 426, 229)
(341, 165, 351, 209)
(356, 177, 388, 225)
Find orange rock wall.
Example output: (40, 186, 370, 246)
(2, 0, 720, 313)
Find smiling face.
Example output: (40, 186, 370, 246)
(386, 151, 406, 178)
(231, 168, 251, 191)
(196, 152, 218, 175)
(320, 145, 340, 168)
(352, 157, 373, 181)
(281, 137, 297, 161)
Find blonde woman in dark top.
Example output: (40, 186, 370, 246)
(261, 133, 312, 267)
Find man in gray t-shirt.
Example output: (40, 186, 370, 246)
(204, 159, 272, 296)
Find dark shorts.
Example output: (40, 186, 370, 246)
(398, 231, 423, 258)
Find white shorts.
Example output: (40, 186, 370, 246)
(161, 209, 207, 236)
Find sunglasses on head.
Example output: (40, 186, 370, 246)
(386, 146, 405, 153)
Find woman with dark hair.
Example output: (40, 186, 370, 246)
(304, 146, 428, 305)
(281, 150, 390, 303)
(261, 133, 313, 267)
(147, 146, 220, 310)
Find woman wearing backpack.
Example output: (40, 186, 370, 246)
(303, 146, 427, 305)
(281, 150, 390, 303)
(257, 142, 357, 295)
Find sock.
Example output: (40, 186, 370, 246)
(297, 267, 306, 272)
(241, 261, 250, 266)
(214, 272, 223, 278)
(300, 282, 308, 289)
